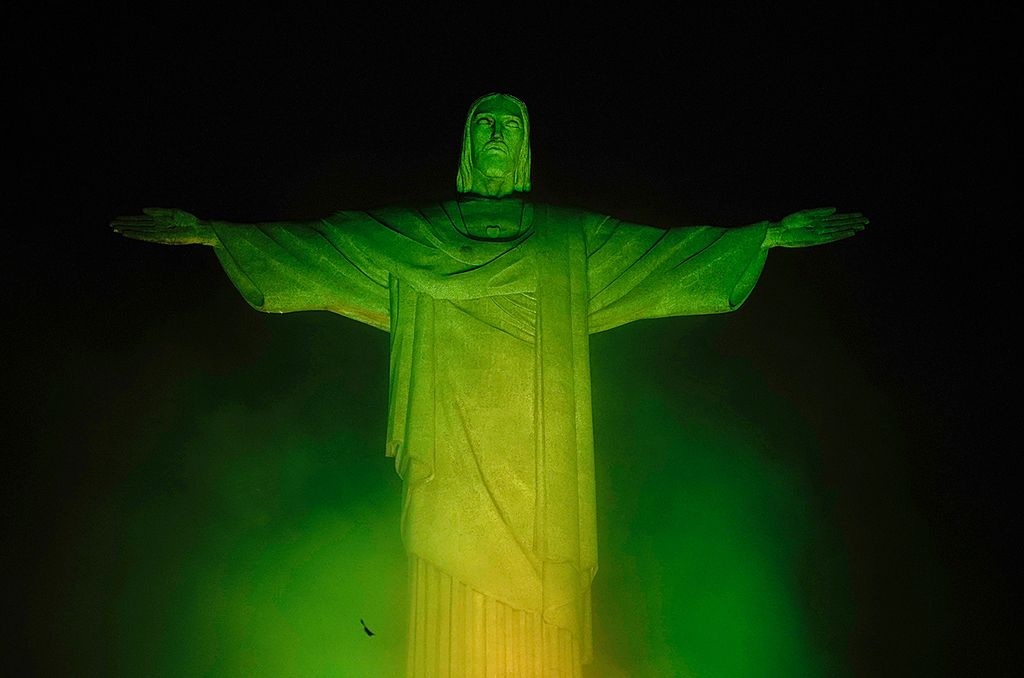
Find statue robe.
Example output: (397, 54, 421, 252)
(210, 197, 768, 676)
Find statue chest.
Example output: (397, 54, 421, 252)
(454, 199, 534, 240)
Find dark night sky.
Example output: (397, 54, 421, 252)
(4, 6, 1015, 676)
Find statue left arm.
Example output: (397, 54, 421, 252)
(585, 208, 865, 333)
(764, 207, 867, 248)
(586, 218, 768, 333)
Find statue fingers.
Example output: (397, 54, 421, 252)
(780, 227, 861, 247)
(110, 215, 154, 227)
(808, 221, 866, 236)
(111, 218, 175, 232)
(115, 228, 173, 243)
(114, 227, 203, 244)
(822, 212, 865, 221)
(111, 217, 162, 234)
(821, 213, 869, 227)
(813, 222, 866, 235)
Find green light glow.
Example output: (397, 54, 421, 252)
(108, 93, 864, 676)
(55, 311, 849, 676)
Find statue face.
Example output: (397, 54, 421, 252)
(469, 97, 525, 180)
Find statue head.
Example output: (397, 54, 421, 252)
(456, 93, 531, 197)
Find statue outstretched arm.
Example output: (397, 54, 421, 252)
(763, 207, 867, 248)
(586, 217, 768, 332)
(111, 208, 218, 246)
(112, 208, 391, 329)
(586, 208, 865, 333)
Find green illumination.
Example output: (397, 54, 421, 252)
(112, 93, 865, 676)
(604, 404, 819, 676)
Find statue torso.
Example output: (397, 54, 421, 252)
(451, 196, 535, 240)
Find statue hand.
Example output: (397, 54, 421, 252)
(111, 208, 217, 246)
(764, 207, 867, 248)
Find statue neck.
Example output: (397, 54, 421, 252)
(454, 195, 531, 240)
(469, 169, 517, 198)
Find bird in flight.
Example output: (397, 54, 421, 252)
(360, 619, 375, 637)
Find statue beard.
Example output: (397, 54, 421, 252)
(475, 150, 516, 180)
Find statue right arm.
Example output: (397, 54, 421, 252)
(111, 208, 218, 246)
(112, 208, 391, 330)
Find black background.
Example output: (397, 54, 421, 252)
(4, 5, 1015, 676)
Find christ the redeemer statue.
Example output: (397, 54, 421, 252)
(113, 93, 865, 677)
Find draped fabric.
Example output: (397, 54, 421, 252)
(210, 198, 769, 676)
(407, 555, 581, 678)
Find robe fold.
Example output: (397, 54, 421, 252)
(210, 198, 768, 676)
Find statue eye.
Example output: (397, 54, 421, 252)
(476, 117, 493, 126)
(505, 119, 521, 128)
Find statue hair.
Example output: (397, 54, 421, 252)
(456, 93, 531, 194)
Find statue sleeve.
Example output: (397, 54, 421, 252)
(586, 218, 769, 333)
(209, 217, 391, 331)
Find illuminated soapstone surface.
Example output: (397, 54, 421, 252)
(113, 93, 866, 676)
